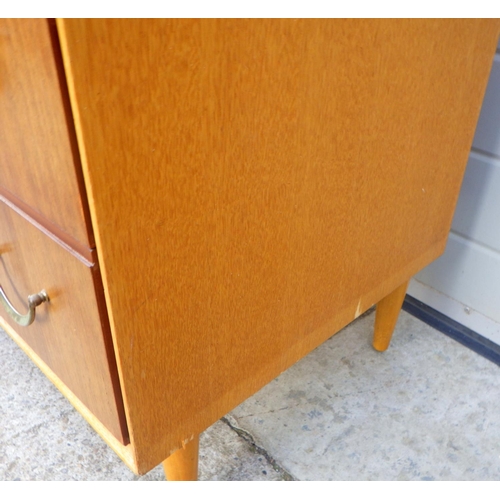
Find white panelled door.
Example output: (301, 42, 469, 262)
(409, 39, 500, 346)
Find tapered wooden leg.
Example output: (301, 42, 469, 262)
(373, 281, 409, 352)
(162, 435, 199, 481)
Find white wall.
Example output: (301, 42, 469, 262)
(408, 39, 500, 345)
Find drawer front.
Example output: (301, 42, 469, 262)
(0, 19, 93, 250)
(0, 201, 126, 443)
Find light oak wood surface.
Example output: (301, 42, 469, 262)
(162, 435, 199, 481)
(0, 200, 126, 442)
(56, 19, 500, 473)
(0, 19, 94, 253)
(373, 281, 410, 352)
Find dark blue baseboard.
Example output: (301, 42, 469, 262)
(403, 295, 500, 367)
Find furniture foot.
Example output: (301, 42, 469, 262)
(372, 281, 409, 352)
(162, 435, 200, 481)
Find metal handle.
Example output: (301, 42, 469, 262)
(0, 285, 49, 326)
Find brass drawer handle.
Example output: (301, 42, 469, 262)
(0, 286, 49, 326)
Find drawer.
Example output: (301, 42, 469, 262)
(0, 19, 93, 252)
(0, 200, 127, 443)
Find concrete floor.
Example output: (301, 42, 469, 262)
(1, 308, 499, 480)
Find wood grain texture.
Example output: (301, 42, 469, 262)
(57, 19, 500, 473)
(373, 281, 409, 351)
(0, 200, 127, 442)
(0, 190, 94, 265)
(0, 19, 94, 249)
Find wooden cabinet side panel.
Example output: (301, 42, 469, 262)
(58, 19, 500, 472)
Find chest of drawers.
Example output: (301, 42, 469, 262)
(1, 19, 498, 479)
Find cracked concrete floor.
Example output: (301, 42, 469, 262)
(1, 308, 500, 480)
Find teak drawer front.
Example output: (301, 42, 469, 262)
(0, 201, 126, 443)
(0, 19, 93, 253)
